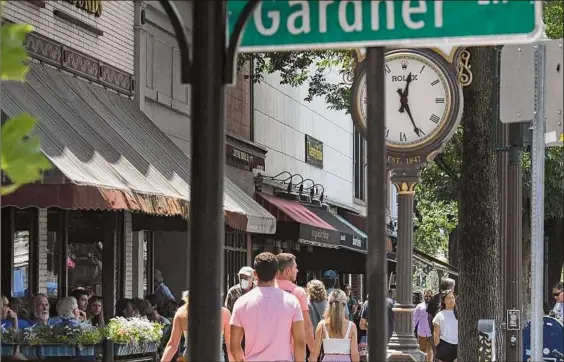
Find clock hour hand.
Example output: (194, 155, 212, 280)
(397, 73, 412, 113)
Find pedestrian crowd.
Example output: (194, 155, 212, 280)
(3, 260, 562, 362)
(160, 252, 395, 362)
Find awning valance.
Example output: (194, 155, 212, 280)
(256, 193, 342, 248)
(1, 64, 276, 234)
(304, 206, 367, 253)
(257, 193, 371, 253)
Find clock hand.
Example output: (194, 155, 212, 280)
(403, 102, 425, 138)
(397, 89, 406, 113)
(403, 73, 412, 99)
(397, 73, 412, 113)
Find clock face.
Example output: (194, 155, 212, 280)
(355, 52, 452, 149)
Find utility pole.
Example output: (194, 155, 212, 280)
(495, 44, 509, 359)
(506, 123, 524, 361)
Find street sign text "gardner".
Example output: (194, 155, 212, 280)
(228, 0, 541, 52)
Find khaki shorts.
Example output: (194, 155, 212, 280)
(418, 336, 432, 352)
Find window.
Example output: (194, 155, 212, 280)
(67, 211, 105, 295)
(46, 210, 62, 298)
(12, 209, 35, 298)
(353, 128, 366, 202)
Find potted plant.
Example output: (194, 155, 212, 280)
(22, 322, 104, 357)
(107, 317, 164, 356)
(1, 326, 22, 356)
(75, 323, 105, 356)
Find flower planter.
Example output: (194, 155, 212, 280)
(143, 342, 158, 353)
(114, 343, 143, 356)
(76, 344, 97, 356)
(113, 342, 158, 356)
(19, 344, 37, 358)
(37, 344, 76, 357)
(1, 344, 16, 356)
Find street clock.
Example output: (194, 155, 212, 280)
(352, 48, 463, 168)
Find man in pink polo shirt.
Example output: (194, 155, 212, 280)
(230, 252, 305, 362)
(276, 253, 315, 357)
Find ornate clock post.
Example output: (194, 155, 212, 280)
(352, 47, 464, 361)
(389, 169, 421, 356)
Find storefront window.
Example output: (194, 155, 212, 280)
(12, 231, 30, 298)
(67, 241, 103, 295)
(67, 211, 105, 295)
(143, 231, 148, 296)
(12, 209, 35, 298)
(46, 210, 61, 298)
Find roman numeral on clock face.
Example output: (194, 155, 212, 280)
(385, 64, 391, 74)
(431, 79, 440, 86)
(430, 114, 440, 124)
(435, 98, 445, 104)
(400, 132, 407, 142)
(385, 128, 390, 138)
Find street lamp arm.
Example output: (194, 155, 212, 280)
(158, 0, 191, 84)
(224, 0, 260, 83)
(267, 171, 293, 181)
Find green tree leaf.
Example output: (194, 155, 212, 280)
(1, 113, 52, 195)
(1, 22, 34, 81)
(1, 5, 52, 195)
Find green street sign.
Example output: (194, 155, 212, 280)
(228, 0, 542, 53)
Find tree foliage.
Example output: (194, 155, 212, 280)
(0, 7, 52, 195)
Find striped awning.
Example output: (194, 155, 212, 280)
(1, 63, 276, 234)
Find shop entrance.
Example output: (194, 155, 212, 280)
(224, 228, 248, 295)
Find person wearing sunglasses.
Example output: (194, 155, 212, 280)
(551, 282, 563, 323)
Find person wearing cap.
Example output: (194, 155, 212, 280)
(323, 270, 350, 319)
(322, 270, 338, 294)
(224, 266, 255, 313)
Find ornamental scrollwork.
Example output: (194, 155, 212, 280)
(457, 49, 473, 87)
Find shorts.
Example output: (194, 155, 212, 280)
(436, 339, 458, 362)
(417, 336, 432, 352)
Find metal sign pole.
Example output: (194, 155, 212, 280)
(365, 46, 389, 362)
(530, 42, 546, 362)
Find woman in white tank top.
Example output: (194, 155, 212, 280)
(309, 289, 360, 362)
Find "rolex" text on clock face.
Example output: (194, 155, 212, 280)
(356, 52, 452, 149)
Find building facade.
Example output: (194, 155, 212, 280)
(2, 0, 138, 302)
(132, 1, 276, 298)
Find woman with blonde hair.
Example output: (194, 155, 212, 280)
(307, 279, 328, 334)
(309, 289, 359, 362)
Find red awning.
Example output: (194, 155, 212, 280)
(256, 193, 336, 230)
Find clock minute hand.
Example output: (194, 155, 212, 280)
(403, 72, 412, 98)
(403, 102, 424, 138)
